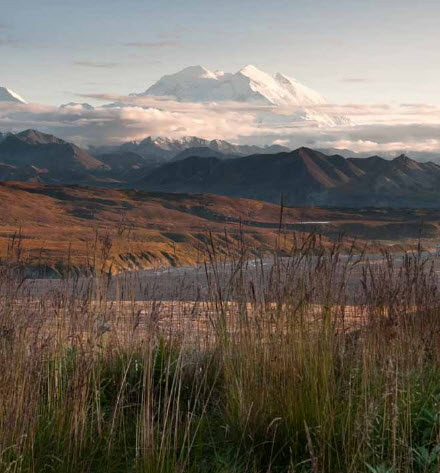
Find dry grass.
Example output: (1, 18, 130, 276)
(1, 235, 440, 472)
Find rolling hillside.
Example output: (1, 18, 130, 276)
(1, 181, 440, 276)
(0, 181, 327, 274)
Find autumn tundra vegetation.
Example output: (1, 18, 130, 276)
(1, 232, 440, 473)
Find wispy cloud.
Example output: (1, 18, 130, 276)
(341, 77, 371, 83)
(400, 103, 437, 109)
(0, 37, 20, 47)
(123, 41, 177, 48)
(74, 60, 119, 69)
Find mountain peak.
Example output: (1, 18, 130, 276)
(173, 65, 217, 80)
(137, 64, 346, 124)
(296, 146, 317, 154)
(140, 65, 328, 106)
(392, 154, 420, 170)
(394, 153, 410, 161)
(15, 129, 65, 145)
(238, 64, 264, 75)
(0, 86, 27, 104)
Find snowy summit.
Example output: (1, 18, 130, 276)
(134, 64, 349, 126)
(0, 87, 27, 104)
(136, 64, 327, 107)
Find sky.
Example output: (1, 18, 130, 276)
(2, 0, 440, 105)
(2, 0, 440, 152)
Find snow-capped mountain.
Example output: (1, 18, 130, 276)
(0, 87, 27, 104)
(119, 136, 209, 158)
(91, 135, 290, 160)
(136, 65, 327, 106)
(134, 65, 349, 126)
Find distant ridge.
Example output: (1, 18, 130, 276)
(91, 135, 291, 160)
(139, 147, 440, 208)
(2, 129, 440, 207)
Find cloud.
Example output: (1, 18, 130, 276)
(123, 41, 177, 48)
(400, 103, 436, 108)
(74, 60, 119, 69)
(0, 101, 259, 146)
(78, 92, 278, 114)
(2, 93, 440, 156)
(272, 139, 290, 146)
(77, 96, 440, 129)
(341, 77, 372, 83)
(0, 37, 20, 47)
(265, 123, 440, 155)
(316, 138, 440, 154)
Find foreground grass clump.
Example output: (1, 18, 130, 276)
(1, 238, 440, 472)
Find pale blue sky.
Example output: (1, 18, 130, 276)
(2, 0, 440, 105)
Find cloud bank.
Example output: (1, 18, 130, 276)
(2, 94, 440, 155)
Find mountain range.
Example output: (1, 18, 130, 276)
(140, 147, 440, 208)
(2, 129, 440, 207)
(90, 135, 290, 160)
(0, 130, 289, 185)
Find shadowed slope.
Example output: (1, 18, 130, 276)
(140, 148, 440, 207)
